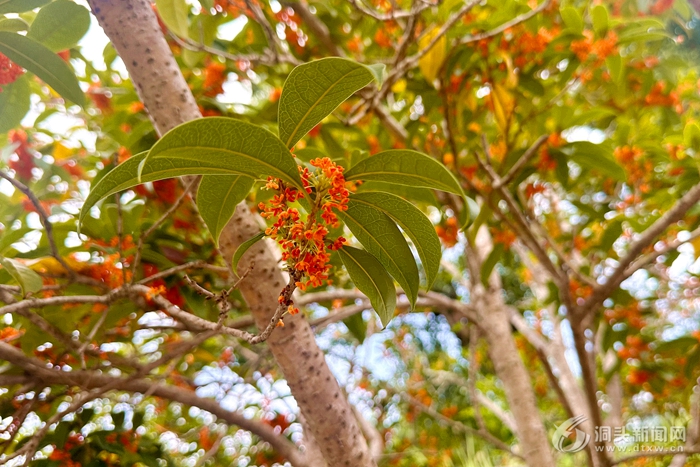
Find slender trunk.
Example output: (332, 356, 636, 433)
(470, 230, 556, 467)
(670, 379, 700, 467)
(476, 298, 556, 467)
(86, 2, 373, 465)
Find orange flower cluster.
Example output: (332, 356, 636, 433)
(435, 217, 459, 247)
(374, 29, 393, 48)
(644, 82, 680, 110)
(627, 367, 652, 386)
(259, 158, 348, 297)
(569, 278, 592, 301)
(8, 129, 34, 181)
(105, 431, 139, 452)
(0, 53, 23, 91)
(142, 263, 185, 308)
(203, 61, 227, 97)
(649, 0, 674, 14)
(502, 26, 558, 68)
(153, 178, 180, 204)
(605, 304, 646, 329)
(525, 181, 546, 199)
(84, 235, 136, 288)
(214, 0, 253, 16)
(614, 145, 653, 191)
(49, 448, 81, 467)
(492, 228, 517, 249)
(275, 8, 304, 52)
(87, 83, 112, 114)
(571, 30, 618, 64)
(0, 327, 22, 343)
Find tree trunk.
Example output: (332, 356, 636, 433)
(86, 1, 373, 466)
(471, 230, 556, 467)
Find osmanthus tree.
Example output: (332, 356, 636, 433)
(3, 0, 700, 466)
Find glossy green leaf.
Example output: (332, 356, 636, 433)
(279, 57, 383, 148)
(337, 246, 396, 328)
(0, 0, 48, 14)
(685, 347, 700, 378)
(654, 337, 699, 354)
(80, 152, 147, 227)
(606, 55, 623, 84)
(27, 0, 90, 51)
(0, 74, 30, 133)
(338, 199, 419, 307)
(600, 218, 623, 252)
(0, 227, 30, 255)
(344, 150, 464, 196)
(155, 0, 190, 37)
(481, 243, 504, 286)
(197, 175, 255, 246)
(0, 18, 28, 32)
(567, 142, 625, 181)
(0, 256, 42, 296)
(142, 117, 303, 189)
(684, 122, 700, 151)
(592, 4, 609, 36)
(560, 6, 583, 34)
(182, 14, 219, 67)
(232, 232, 265, 275)
(0, 32, 85, 106)
(351, 192, 441, 289)
(343, 312, 367, 343)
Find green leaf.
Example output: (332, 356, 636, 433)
(142, 117, 303, 189)
(480, 243, 504, 286)
(0, 0, 49, 14)
(567, 142, 625, 181)
(27, 0, 90, 52)
(338, 199, 419, 307)
(182, 14, 219, 67)
(606, 55, 623, 84)
(684, 122, 700, 151)
(343, 312, 367, 343)
(0, 18, 28, 33)
(232, 232, 265, 275)
(560, 7, 584, 34)
(653, 337, 698, 354)
(155, 0, 190, 37)
(0, 74, 30, 133)
(337, 246, 396, 328)
(80, 152, 147, 227)
(357, 181, 436, 204)
(0, 256, 42, 296)
(600, 220, 623, 254)
(591, 4, 609, 37)
(344, 150, 464, 196)
(0, 32, 85, 106)
(351, 192, 441, 289)
(279, 58, 382, 148)
(0, 227, 31, 254)
(197, 175, 255, 247)
(685, 347, 700, 378)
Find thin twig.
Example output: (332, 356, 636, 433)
(577, 181, 700, 319)
(496, 135, 549, 188)
(0, 171, 74, 276)
(348, 0, 432, 21)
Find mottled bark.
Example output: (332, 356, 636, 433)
(86, 1, 373, 465)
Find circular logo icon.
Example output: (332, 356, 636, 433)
(552, 415, 591, 453)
